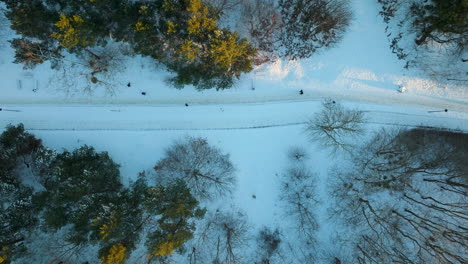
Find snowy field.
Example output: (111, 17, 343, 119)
(1, 0, 467, 263)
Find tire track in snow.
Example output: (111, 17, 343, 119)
(15, 121, 468, 133)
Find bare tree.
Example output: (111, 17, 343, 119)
(287, 146, 309, 163)
(9, 38, 63, 69)
(12, 230, 96, 264)
(278, 0, 352, 60)
(207, 0, 243, 17)
(305, 99, 365, 152)
(279, 165, 319, 244)
(49, 43, 130, 96)
(329, 128, 468, 263)
(237, 0, 352, 62)
(239, 0, 282, 63)
(193, 210, 250, 264)
(154, 137, 236, 201)
(255, 226, 284, 264)
(319, 241, 353, 264)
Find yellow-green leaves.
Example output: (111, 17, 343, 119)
(187, 0, 216, 36)
(51, 14, 87, 49)
(139, 5, 149, 15)
(0, 246, 8, 263)
(152, 240, 177, 256)
(101, 243, 127, 264)
(135, 21, 150, 32)
(134, 6, 151, 32)
(180, 40, 199, 61)
(167, 21, 177, 34)
(208, 31, 256, 75)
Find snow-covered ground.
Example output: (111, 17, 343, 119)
(1, 0, 467, 263)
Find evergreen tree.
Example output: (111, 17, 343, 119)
(0, 124, 42, 264)
(94, 177, 205, 263)
(0, 125, 206, 263)
(33, 145, 123, 245)
(1, 0, 256, 90)
(411, 0, 468, 48)
(2, 0, 58, 40)
(145, 179, 205, 259)
(94, 177, 147, 264)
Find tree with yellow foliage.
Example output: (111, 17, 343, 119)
(145, 180, 205, 260)
(90, 176, 204, 263)
(209, 31, 256, 76)
(100, 243, 127, 264)
(187, 0, 217, 39)
(51, 14, 87, 49)
(3, 0, 257, 91)
(0, 246, 9, 264)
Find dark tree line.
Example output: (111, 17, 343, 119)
(0, 124, 208, 264)
(0, 124, 41, 263)
(2, 0, 353, 91)
(1, 0, 256, 90)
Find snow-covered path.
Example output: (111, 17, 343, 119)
(1, 100, 466, 132)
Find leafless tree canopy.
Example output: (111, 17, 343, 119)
(239, 0, 282, 62)
(154, 137, 236, 200)
(280, 165, 319, 244)
(287, 146, 309, 163)
(193, 210, 250, 264)
(278, 0, 352, 60)
(330, 128, 468, 263)
(238, 0, 352, 62)
(255, 226, 282, 263)
(306, 99, 365, 152)
(46, 43, 131, 96)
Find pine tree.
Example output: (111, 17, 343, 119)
(145, 180, 206, 259)
(34, 145, 123, 244)
(0, 124, 42, 264)
(411, 0, 468, 48)
(2, 0, 58, 40)
(2, 0, 256, 90)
